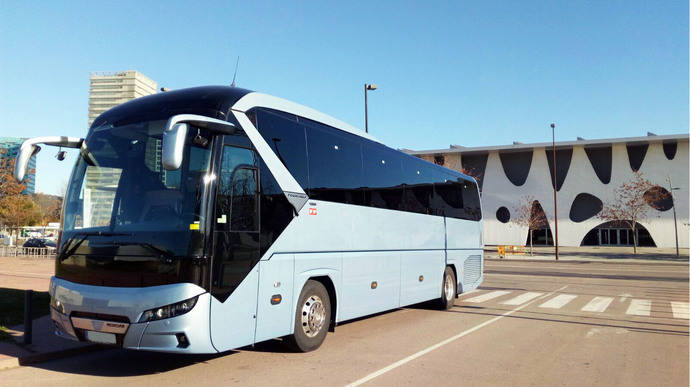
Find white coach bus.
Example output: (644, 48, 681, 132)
(14, 86, 483, 353)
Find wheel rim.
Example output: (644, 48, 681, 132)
(444, 274, 454, 302)
(301, 294, 326, 338)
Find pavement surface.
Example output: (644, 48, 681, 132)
(0, 255, 687, 386)
(0, 256, 54, 292)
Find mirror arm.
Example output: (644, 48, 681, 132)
(14, 136, 84, 181)
(162, 114, 237, 171)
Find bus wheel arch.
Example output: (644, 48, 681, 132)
(311, 275, 337, 332)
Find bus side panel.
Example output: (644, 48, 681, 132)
(209, 266, 259, 352)
(444, 217, 482, 250)
(339, 251, 400, 322)
(399, 250, 445, 306)
(447, 249, 484, 293)
(254, 254, 295, 343)
(292, 252, 342, 328)
(445, 217, 484, 293)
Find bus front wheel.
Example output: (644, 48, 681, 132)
(438, 267, 457, 310)
(286, 280, 331, 352)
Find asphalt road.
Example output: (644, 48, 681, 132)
(1, 259, 688, 386)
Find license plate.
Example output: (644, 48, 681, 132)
(85, 330, 116, 344)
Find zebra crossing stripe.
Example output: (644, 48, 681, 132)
(502, 292, 544, 306)
(539, 294, 577, 309)
(465, 290, 511, 303)
(671, 302, 690, 319)
(581, 297, 614, 312)
(625, 299, 651, 316)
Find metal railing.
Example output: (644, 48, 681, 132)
(0, 245, 56, 258)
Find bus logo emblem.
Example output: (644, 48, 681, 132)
(309, 208, 317, 216)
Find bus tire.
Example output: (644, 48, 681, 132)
(286, 280, 331, 352)
(438, 266, 457, 310)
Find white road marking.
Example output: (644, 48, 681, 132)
(464, 290, 511, 303)
(671, 302, 690, 319)
(539, 294, 577, 309)
(618, 293, 632, 303)
(346, 285, 568, 387)
(625, 299, 651, 316)
(483, 263, 684, 274)
(457, 289, 479, 299)
(502, 292, 544, 306)
(581, 297, 614, 312)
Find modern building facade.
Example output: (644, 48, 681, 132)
(86, 70, 158, 224)
(88, 70, 158, 127)
(407, 133, 689, 249)
(1, 137, 35, 195)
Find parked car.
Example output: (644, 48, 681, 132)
(23, 238, 56, 248)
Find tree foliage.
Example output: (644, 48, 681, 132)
(597, 171, 668, 254)
(33, 193, 62, 226)
(0, 149, 29, 197)
(0, 194, 42, 235)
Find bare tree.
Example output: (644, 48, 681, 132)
(597, 171, 668, 254)
(513, 195, 550, 255)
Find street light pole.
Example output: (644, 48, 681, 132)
(551, 123, 559, 261)
(364, 83, 377, 133)
(667, 176, 680, 257)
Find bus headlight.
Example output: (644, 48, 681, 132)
(138, 296, 198, 323)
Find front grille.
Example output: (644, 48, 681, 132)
(463, 255, 482, 285)
(71, 311, 130, 323)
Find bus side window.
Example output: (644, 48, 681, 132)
(362, 142, 404, 211)
(461, 179, 482, 221)
(305, 123, 364, 205)
(254, 109, 309, 190)
(402, 157, 434, 215)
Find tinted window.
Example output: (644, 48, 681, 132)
(402, 156, 436, 214)
(255, 109, 309, 189)
(306, 123, 364, 205)
(259, 158, 294, 256)
(216, 146, 258, 232)
(362, 142, 404, 210)
(433, 174, 464, 218)
(461, 179, 482, 221)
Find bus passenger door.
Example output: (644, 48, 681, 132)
(209, 144, 261, 351)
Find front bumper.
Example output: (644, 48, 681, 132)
(49, 276, 216, 353)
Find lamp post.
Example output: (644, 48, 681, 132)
(364, 83, 377, 133)
(667, 176, 680, 257)
(551, 123, 559, 261)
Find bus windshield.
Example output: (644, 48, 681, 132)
(62, 120, 211, 254)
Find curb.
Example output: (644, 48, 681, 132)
(485, 257, 689, 265)
(0, 344, 104, 371)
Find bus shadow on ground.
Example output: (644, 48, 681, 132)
(27, 348, 232, 377)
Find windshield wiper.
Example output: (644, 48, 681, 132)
(109, 241, 177, 264)
(58, 231, 132, 262)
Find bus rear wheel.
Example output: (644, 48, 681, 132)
(438, 266, 457, 310)
(286, 280, 331, 352)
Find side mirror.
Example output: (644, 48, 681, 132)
(14, 136, 83, 181)
(162, 123, 189, 170)
(161, 114, 238, 171)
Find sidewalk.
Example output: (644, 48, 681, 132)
(0, 315, 100, 370)
(485, 245, 690, 264)
(0, 256, 100, 370)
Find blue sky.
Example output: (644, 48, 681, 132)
(0, 1, 687, 195)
